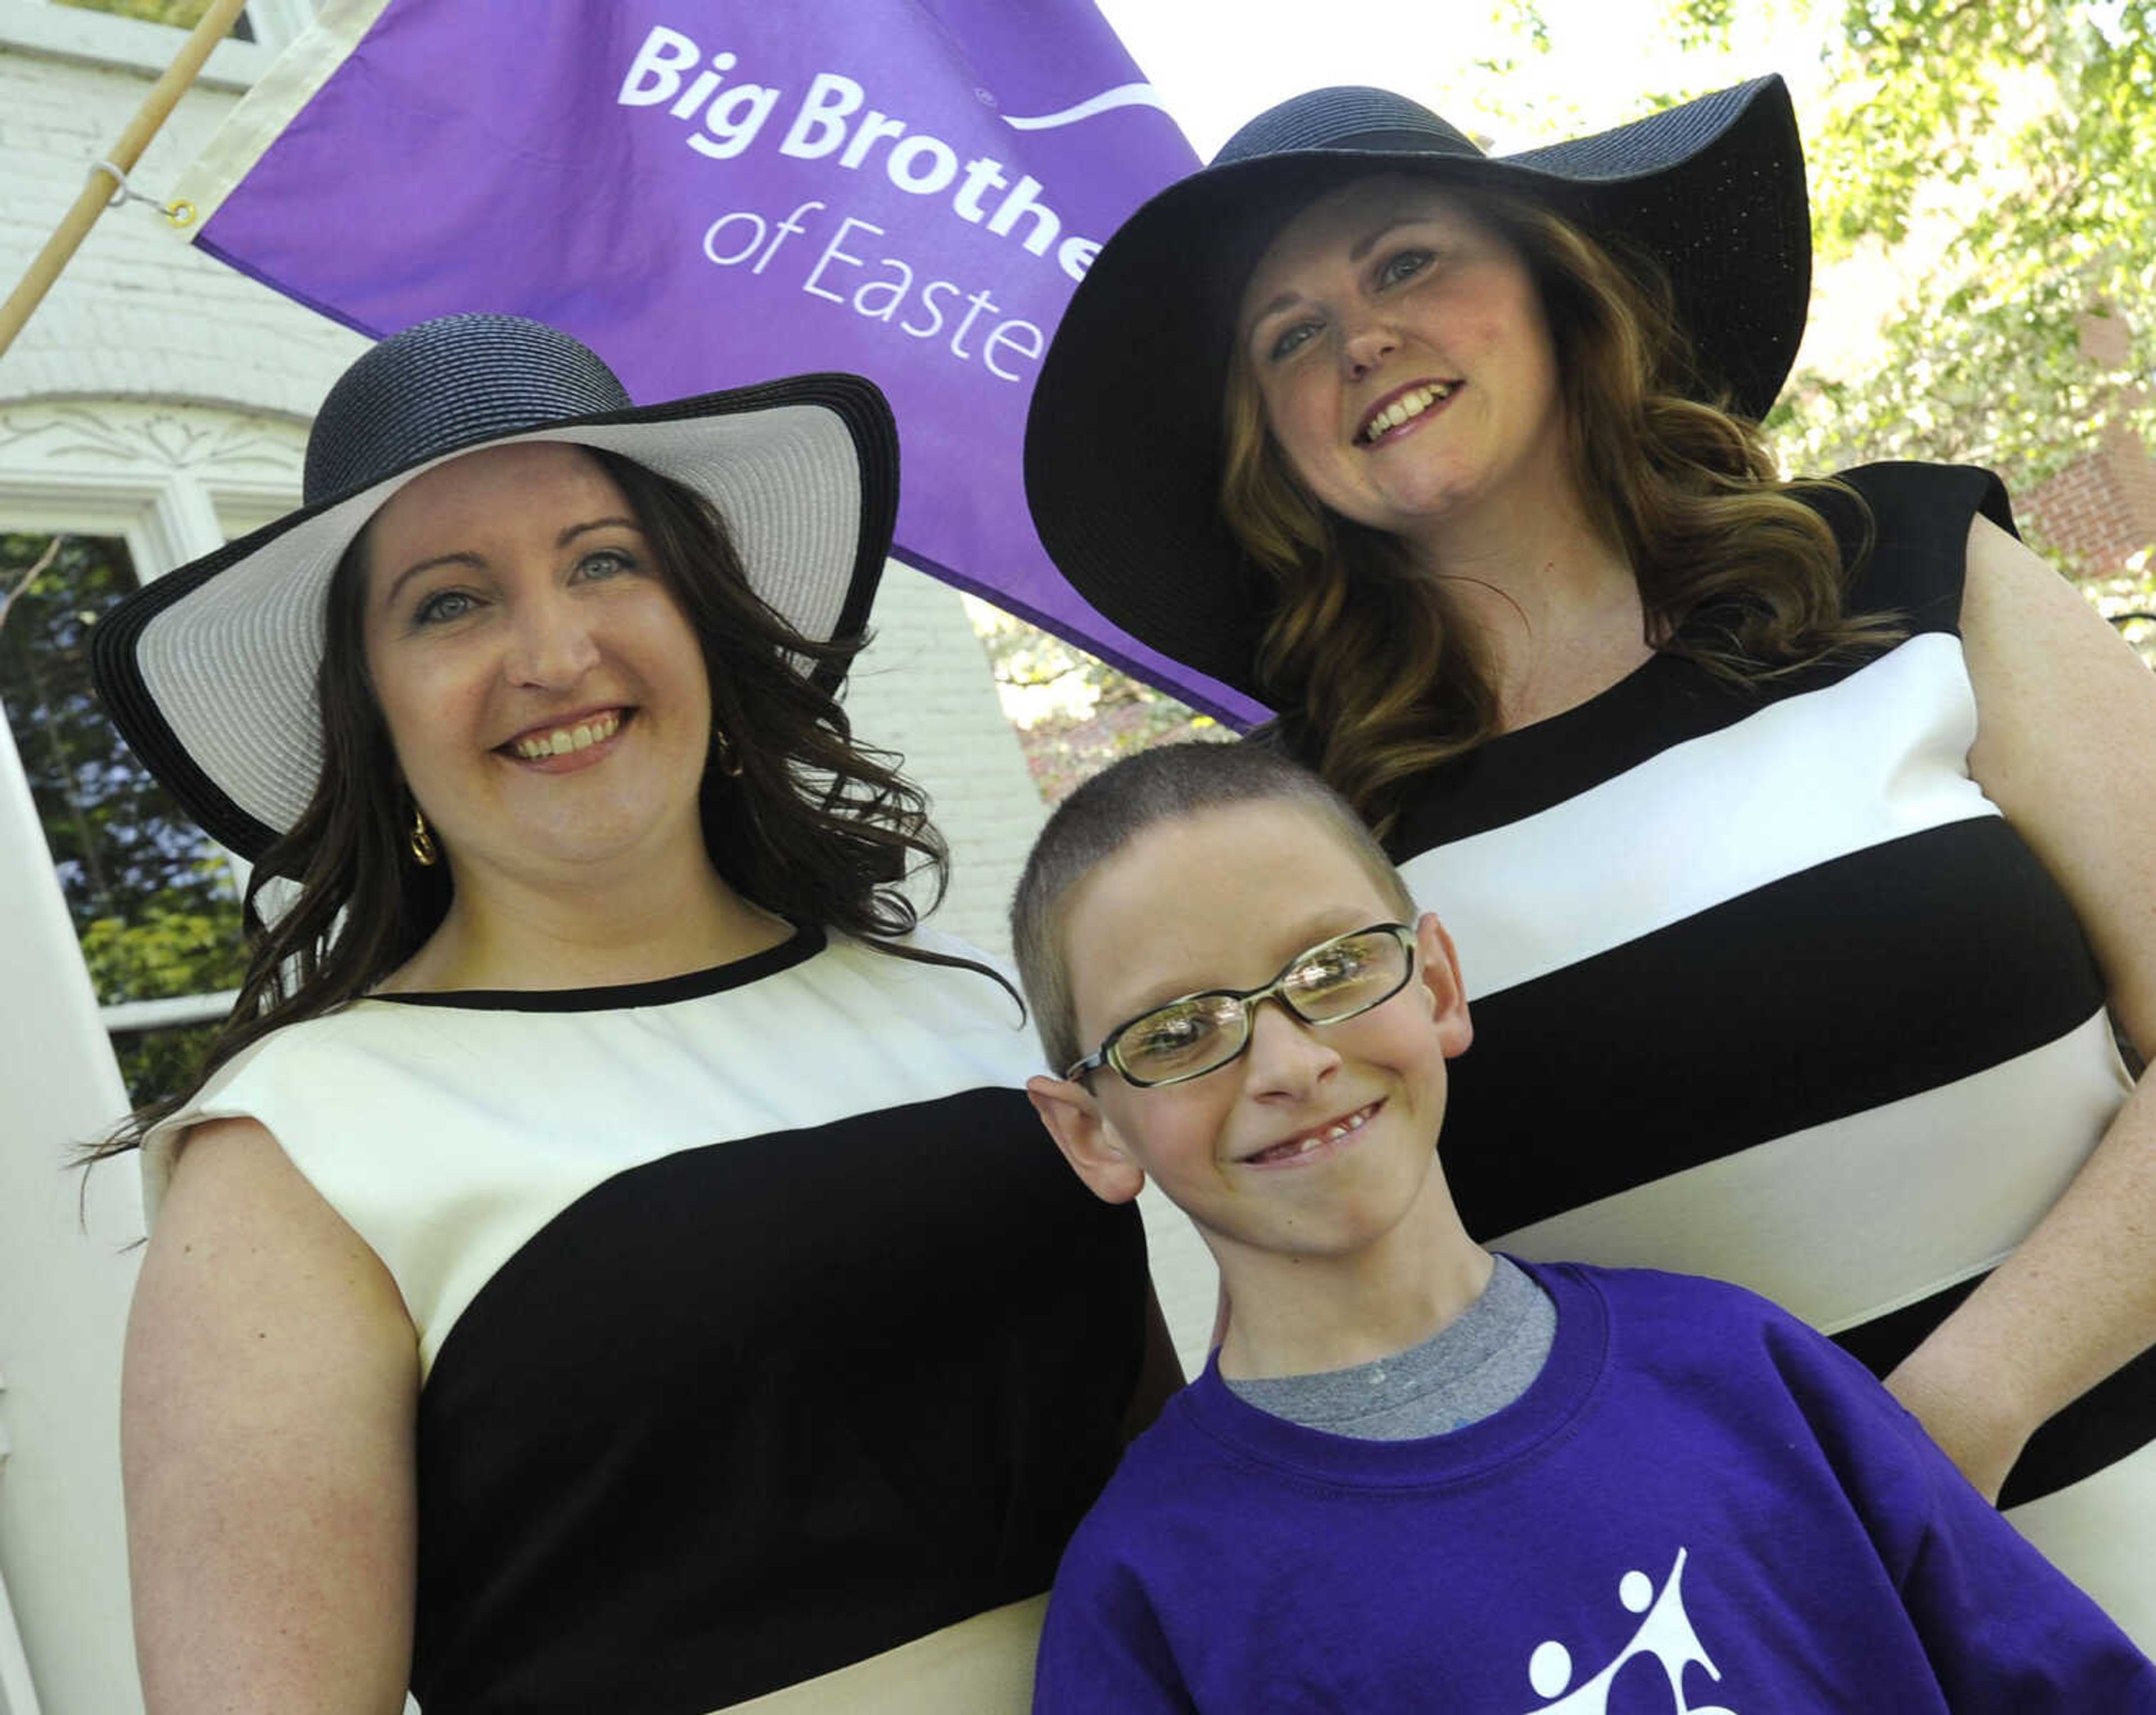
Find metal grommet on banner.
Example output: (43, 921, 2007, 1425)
(90, 159, 195, 228)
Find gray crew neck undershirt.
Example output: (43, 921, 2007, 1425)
(1222, 1253, 1557, 1441)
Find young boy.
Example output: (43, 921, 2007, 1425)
(1011, 741, 2156, 1713)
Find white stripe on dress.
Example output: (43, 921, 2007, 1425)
(1400, 635, 2000, 1001)
(143, 931, 1036, 1376)
(1487, 1008, 2131, 1334)
(2007, 1439, 2156, 1652)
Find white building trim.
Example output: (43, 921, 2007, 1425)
(0, 396, 308, 548)
(0, 0, 305, 89)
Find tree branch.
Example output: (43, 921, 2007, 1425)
(0, 533, 65, 635)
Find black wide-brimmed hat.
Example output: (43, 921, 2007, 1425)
(91, 313, 898, 860)
(1025, 76, 1810, 701)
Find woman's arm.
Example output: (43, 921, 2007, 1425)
(124, 1116, 420, 1712)
(1883, 514, 2156, 1500)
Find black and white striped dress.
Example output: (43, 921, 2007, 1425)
(1385, 462, 2152, 1640)
(145, 924, 1148, 1714)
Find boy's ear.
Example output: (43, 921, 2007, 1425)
(1413, 911, 1474, 1058)
(1026, 1075, 1148, 1205)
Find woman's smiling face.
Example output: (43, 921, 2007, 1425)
(360, 440, 715, 893)
(1238, 176, 1571, 548)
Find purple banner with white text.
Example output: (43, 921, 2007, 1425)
(191, 0, 1267, 723)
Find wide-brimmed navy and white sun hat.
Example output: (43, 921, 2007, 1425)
(1024, 76, 1810, 701)
(91, 313, 898, 860)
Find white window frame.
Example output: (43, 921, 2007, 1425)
(0, 396, 307, 1037)
(0, 0, 313, 89)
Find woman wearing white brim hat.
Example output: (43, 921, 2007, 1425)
(1025, 78, 2156, 1641)
(93, 313, 1171, 1713)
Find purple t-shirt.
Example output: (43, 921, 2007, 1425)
(1034, 1260, 2156, 1713)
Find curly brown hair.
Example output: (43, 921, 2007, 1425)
(88, 448, 998, 1167)
(1221, 184, 1893, 835)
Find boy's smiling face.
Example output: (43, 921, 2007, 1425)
(1029, 799, 1473, 1274)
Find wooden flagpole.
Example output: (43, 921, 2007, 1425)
(0, 0, 251, 362)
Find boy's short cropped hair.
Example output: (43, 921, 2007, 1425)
(1011, 741, 1417, 1076)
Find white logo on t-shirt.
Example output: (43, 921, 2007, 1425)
(1521, 1547, 1734, 1714)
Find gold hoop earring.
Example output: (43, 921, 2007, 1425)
(409, 806, 439, 867)
(712, 724, 744, 778)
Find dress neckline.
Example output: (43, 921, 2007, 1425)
(1483, 645, 1682, 753)
(366, 921, 826, 1013)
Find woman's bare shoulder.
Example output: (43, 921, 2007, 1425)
(135, 1112, 415, 1402)
(125, 1115, 420, 1713)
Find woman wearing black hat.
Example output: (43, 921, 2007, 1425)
(95, 314, 1167, 1713)
(1026, 79, 2156, 1639)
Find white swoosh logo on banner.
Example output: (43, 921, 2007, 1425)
(1001, 83, 1170, 129)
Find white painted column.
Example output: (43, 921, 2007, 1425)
(0, 713, 145, 1715)
(839, 558, 1052, 958)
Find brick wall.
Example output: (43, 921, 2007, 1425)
(2019, 312, 2156, 579)
(2022, 422, 2156, 579)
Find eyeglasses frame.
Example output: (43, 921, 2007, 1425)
(1063, 921, 1419, 1089)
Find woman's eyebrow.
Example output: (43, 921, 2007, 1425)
(1244, 217, 1444, 334)
(556, 515, 639, 547)
(380, 517, 641, 608)
(382, 550, 482, 609)
(1347, 216, 1431, 263)
(1245, 289, 1303, 331)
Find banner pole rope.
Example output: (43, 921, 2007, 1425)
(0, 0, 250, 362)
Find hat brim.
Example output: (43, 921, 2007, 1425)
(1024, 76, 1808, 701)
(92, 374, 896, 860)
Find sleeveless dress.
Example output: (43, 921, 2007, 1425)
(1380, 462, 2153, 1642)
(143, 924, 1149, 1714)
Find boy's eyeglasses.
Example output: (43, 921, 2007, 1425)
(1066, 923, 1418, 1089)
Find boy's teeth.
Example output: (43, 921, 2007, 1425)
(514, 710, 620, 760)
(1256, 1105, 1373, 1161)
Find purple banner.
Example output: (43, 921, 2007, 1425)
(194, 0, 1267, 724)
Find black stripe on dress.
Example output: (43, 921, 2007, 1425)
(410, 1084, 1146, 1714)
(1387, 649, 1864, 854)
(1386, 462, 2013, 857)
(1442, 818, 2107, 1240)
(1833, 1274, 2156, 1508)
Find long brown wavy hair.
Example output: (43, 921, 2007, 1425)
(1221, 183, 1895, 834)
(89, 448, 999, 1166)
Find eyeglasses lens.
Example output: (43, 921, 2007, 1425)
(1113, 929, 1411, 1086)
(1281, 932, 1405, 1021)
(1115, 992, 1246, 1084)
